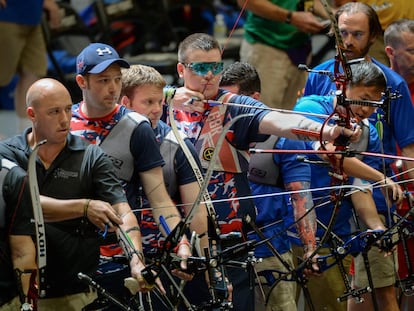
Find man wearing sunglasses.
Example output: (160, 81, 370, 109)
(163, 32, 401, 310)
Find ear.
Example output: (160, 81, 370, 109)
(177, 63, 185, 78)
(27, 106, 35, 121)
(252, 92, 261, 101)
(384, 46, 394, 59)
(75, 74, 87, 89)
(120, 95, 131, 108)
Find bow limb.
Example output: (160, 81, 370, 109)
(320, 0, 354, 148)
(306, 1, 354, 258)
(320, 0, 351, 84)
(28, 139, 47, 299)
(167, 94, 212, 305)
(168, 100, 212, 235)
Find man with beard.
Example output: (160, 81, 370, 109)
(304, 3, 412, 310)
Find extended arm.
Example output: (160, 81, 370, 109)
(259, 111, 359, 142)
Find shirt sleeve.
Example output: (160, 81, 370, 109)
(276, 138, 312, 184)
(4, 167, 35, 236)
(175, 138, 202, 186)
(130, 121, 165, 172)
(88, 145, 128, 205)
(229, 94, 271, 149)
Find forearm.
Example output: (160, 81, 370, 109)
(121, 220, 144, 269)
(286, 181, 317, 253)
(260, 112, 352, 142)
(40, 196, 84, 221)
(146, 183, 182, 237)
(343, 157, 385, 183)
(141, 168, 182, 236)
(351, 191, 386, 230)
(152, 205, 182, 237)
(43, 0, 56, 9)
(9, 236, 37, 296)
(43, 0, 60, 28)
(237, 0, 290, 22)
(188, 204, 209, 255)
(180, 183, 209, 250)
(115, 203, 143, 252)
(312, 0, 329, 18)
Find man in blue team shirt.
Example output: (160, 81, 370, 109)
(220, 61, 318, 311)
(303, 3, 411, 310)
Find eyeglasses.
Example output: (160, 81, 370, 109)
(182, 62, 224, 76)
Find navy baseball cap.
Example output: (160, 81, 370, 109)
(76, 43, 130, 75)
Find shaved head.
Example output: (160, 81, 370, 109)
(26, 78, 73, 147)
(26, 78, 72, 109)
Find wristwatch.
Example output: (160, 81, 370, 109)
(285, 11, 293, 24)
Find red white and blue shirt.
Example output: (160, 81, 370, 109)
(167, 89, 270, 235)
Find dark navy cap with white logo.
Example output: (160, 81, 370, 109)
(76, 43, 130, 75)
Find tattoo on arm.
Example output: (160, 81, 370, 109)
(286, 181, 317, 252)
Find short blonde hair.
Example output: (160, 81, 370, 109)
(121, 64, 166, 99)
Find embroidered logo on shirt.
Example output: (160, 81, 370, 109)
(53, 168, 78, 179)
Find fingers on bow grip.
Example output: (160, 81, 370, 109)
(378, 233, 396, 253)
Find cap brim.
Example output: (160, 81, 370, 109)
(87, 59, 130, 74)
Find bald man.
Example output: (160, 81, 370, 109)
(0, 78, 146, 311)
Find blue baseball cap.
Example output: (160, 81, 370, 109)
(76, 43, 130, 75)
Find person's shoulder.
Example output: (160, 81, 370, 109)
(124, 110, 150, 125)
(157, 120, 172, 135)
(1, 156, 18, 172)
(367, 121, 380, 138)
(67, 135, 108, 160)
(0, 157, 27, 192)
(295, 94, 328, 109)
(0, 132, 29, 160)
(66, 133, 91, 150)
(130, 117, 156, 146)
(373, 58, 405, 84)
(228, 91, 265, 109)
(3, 160, 26, 179)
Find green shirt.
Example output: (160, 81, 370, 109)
(243, 0, 310, 50)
